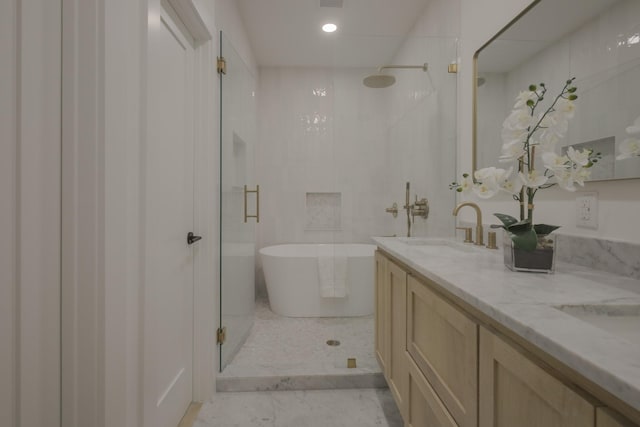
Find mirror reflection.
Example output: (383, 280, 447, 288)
(475, 0, 640, 181)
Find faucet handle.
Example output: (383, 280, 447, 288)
(385, 202, 398, 218)
(456, 227, 473, 243)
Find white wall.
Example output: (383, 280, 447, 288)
(1, 1, 62, 427)
(386, 0, 460, 238)
(458, 0, 640, 243)
(256, 67, 390, 247)
(256, 0, 461, 249)
(61, 1, 219, 427)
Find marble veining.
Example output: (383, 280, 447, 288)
(195, 389, 402, 427)
(217, 298, 383, 392)
(557, 234, 640, 281)
(305, 192, 341, 230)
(373, 236, 640, 412)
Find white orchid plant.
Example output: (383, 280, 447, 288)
(451, 78, 601, 251)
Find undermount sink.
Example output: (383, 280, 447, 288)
(398, 237, 477, 253)
(554, 304, 640, 345)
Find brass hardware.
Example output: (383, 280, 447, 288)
(487, 231, 498, 249)
(326, 340, 340, 346)
(244, 185, 260, 223)
(217, 327, 227, 345)
(217, 56, 226, 75)
(347, 358, 357, 368)
(452, 202, 484, 246)
(448, 63, 458, 73)
(385, 202, 398, 218)
(404, 182, 412, 237)
(456, 227, 473, 243)
(411, 196, 429, 220)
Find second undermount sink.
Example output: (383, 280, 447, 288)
(398, 237, 477, 253)
(554, 304, 640, 345)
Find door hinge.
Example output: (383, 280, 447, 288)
(217, 326, 227, 344)
(217, 56, 227, 75)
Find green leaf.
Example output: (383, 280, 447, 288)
(510, 229, 538, 251)
(528, 84, 537, 91)
(569, 94, 578, 100)
(507, 218, 533, 234)
(534, 224, 560, 236)
(493, 213, 519, 228)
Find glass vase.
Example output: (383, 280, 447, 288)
(503, 233, 556, 273)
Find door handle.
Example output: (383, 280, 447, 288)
(244, 185, 260, 223)
(187, 232, 202, 245)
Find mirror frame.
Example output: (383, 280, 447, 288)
(473, 0, 640, 183)
(471, 0, 540, 175)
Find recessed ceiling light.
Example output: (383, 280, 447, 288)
(322, 23, 337, 33)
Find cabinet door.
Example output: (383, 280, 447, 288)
(387, 258, 409, 419)
(407, 275, 478, 427)
(374, 251, 388, 374)
(479, 326, 595, 427)
(597, 407, 636, 427)
(407, 355, 458, 427)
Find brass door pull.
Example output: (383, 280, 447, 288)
(244, 185, 260, 223)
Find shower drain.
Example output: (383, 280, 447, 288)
(326, 339, 340, 346)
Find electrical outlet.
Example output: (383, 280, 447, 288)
(575, 192, 598, 229)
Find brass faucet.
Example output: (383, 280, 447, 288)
(452, 202, 484, 246)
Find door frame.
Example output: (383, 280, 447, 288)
(61, 1, 217, 426)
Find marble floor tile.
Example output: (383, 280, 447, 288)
(195, 388, 403, 427)
(218, 298, 382, 390)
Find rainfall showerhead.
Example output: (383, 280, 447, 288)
(363, 63, 428, 88)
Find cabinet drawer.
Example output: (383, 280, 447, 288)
(407, 275, 478, 427)
(407, 355, 458, 427)
(479, 326, 595, 427)
(597, 407, 637, 427)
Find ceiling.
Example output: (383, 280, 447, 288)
(236, 0, 430, 68)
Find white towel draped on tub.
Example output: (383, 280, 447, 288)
(317, 245, 348, 298)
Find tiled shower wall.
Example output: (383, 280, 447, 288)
(256, 67, 391, 253)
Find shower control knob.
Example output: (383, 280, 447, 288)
(187, 232, 202, 245)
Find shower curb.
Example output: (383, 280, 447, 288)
(216, 372, 387, 392)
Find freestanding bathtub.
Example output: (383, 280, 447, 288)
(259, 243, 376, 317)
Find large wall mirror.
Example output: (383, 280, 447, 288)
(474, 0, 640, 181)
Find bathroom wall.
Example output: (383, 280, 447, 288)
(256, 67, 390, 250)
(256, 0, 461, 249)
(458, 0, 640, 244)
(478, 0, 640, 180)
(385, 0, 460, 238)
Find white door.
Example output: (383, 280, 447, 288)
(144, 2, 195, 426)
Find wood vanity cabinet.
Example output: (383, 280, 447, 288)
(597, 408, 637, 427)
(406, 274, 478, 427)
(375, 251, 409, 418)
(479, 326, 595, 427)
(374, 251, 388, 373)
(375, 250, 477, 426)
(375, 249, 640, 427)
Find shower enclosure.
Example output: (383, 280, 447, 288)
(219, 31, 258, 371)
(218, 28, 458, 374)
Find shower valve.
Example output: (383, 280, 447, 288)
(411, 196, 429, 220)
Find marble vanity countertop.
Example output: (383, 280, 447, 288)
(372, 236, 640, 412)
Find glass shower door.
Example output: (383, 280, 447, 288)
(219, 31, 257, 371)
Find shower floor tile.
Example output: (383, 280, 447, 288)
(195, 388, 402, 427)
(218, 298, 384, 391)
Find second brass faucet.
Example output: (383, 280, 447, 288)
(452, 202, 484, 246)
